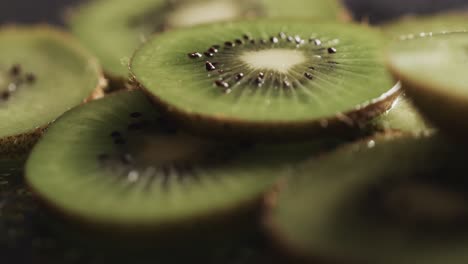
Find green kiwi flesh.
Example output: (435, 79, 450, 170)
(25, 90, 340, 238)
(70, 0, 347, 78)
(0, 26, 103, 158)
(387, 31, 468, 139)
(368, 94, 432, 133)
(131, 19, 399, 140)
(267, 133, 468, 264)
(382, 12, 468, 38)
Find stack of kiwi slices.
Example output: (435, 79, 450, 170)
(3, 0, 468, 263)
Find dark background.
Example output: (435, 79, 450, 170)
(0, 0, 468, 26)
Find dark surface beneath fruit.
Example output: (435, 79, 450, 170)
(1, 0, 468, 25)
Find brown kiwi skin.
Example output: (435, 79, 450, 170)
(262, 131, 408, 264)
(387, 63, 468, 142)
(131, 76, 401, 142)
(0, 25, 106, 158)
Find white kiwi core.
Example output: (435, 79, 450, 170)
(240, 49, 307, 73)
(167, 1, 240, 28)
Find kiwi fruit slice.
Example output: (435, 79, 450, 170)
(25, 90, 339, 242)
(130, 19, 399, 140)
(382, 12, 468, 38)
(266, 133, 468, 264)
(0, 26, 104, 158)
(368, 94, 432, 133)
(70, 0, 348, 80)
(386, 31, 468, 139)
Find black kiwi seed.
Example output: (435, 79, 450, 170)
(270, 37, 279, 44)
(242, 34, 251, 40)
(1, 91, 10, 100)
(283, 80, 291, 88)
(328, 47, 337, 54)
(235, 39, 243, 45)
(258, 72, 265, 79)
(110, 131, 121, 138)
(311, 38, 322, 46)
(287, 36, 294, 42)
(250, 39, 255, 44)
(294, 36, 303, 45)
(9, 64, 21, 76)
(130, 112, 142, 118)
(215, 80, 230, 88)
(128, 122, 144, 130)
(204, 52, 215, 57)
(114, 138, 126, 145)
(121, 154, 133, 165)
(304, 72, 314, 80)
(235, 73, 244, 81)
(212, 44, 221, 49)
(25, 73, 36, 84)
(97, 153, 109, 161)
(187, 52, 202, 59)
(205, 61, 216, 71)
(224, 41, 235, 47)
(308, 66, 316, 70)
(208, 47, 218, 53)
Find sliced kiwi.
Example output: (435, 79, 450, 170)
(266, 133, 468, 264)
(0, 26, 104, 158)
(25, 90, 339, 242)
(130, 20, 399, 140)
(70, 0, 348, 79)
(387, 31, 468, 139)
(368, 94, 432, 133)
(382, 12, 468, 38)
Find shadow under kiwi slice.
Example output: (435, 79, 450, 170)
(0, 26, 104, 159)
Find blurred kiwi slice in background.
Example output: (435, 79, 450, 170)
(69, 0, 349, 82)
(387, 31, 468, 140)
(266, 133, 468, 264)
(382, 11, 468, 38)
(0, 26, 104, 159)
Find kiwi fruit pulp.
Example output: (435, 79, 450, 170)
(266, 133, 468, 264)
(130, 19, 399, 140)
(382, 11, 468, 38)
(0, 26, 104, 158)
(368, 94, 432, 134)
(386, 31, 468, 139)
(25, 90, 341, 242)
(70, 0, 347, 79)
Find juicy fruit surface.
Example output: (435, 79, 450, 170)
(383, 12, 468, 37)
(131, 20, 395, 123)
(388, 32, 468, 100)
(270, 134, 468, 264)
(0, 27, 101, 138)
(71, 0, 344, 77)
(26, 90, 332, 226)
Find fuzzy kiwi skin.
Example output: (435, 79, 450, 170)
(387, 65, 468, 142)
(132, 77, 401, 142)
(262, 132, 408, 264)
